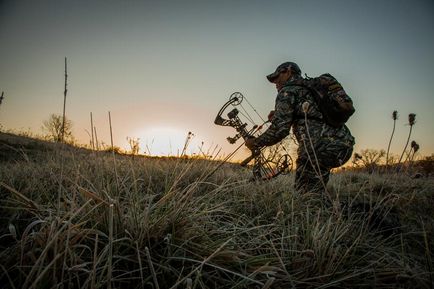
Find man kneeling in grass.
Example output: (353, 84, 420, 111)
(246, 61, 355, 196)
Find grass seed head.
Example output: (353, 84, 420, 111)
(392, 110, 398, 120)
(408, 113, 416, 126)
(411, 140, 420, 152)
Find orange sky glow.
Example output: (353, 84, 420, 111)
(0, 0, 433, 163)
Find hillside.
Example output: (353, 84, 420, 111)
(0, 132, 433, 288)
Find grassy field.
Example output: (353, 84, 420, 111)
(0, 132, 433, 288)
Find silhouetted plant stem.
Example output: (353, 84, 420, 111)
(405, 141, 416, 163)
(386, 111, 398, 169)
(181, 131, 194, 157)
(108, 204, 114, 289)
(94, 126, 99, 150)
(409, 141, 419, 162)
(398, 113, 416, 166)
(399, 126, 412, 165)
(108, 111, 119, 193)
(0, 91, 4, 106)
(90, 112, 95, 150)
(61, 57, 68, 143)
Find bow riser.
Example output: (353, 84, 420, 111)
(215, 108, 251, 144)
(215, 92, 293, 180)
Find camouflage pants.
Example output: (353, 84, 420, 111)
(295, 137, 353, 194)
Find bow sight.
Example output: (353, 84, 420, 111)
(217, 109, 259, 144)
(214, 92, 293, 181)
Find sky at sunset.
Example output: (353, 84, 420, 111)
(0, 0, 433, 160)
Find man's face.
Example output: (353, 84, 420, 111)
(272, 69, 292, 91)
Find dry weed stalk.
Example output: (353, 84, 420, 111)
(107, 203, 114, 289)
(0, 91, 4, 106)
(398, 113, 416, 166)
(90, 112, 95, 150)
(408, 140, 419, 160)
(61, 57, 68, 143)
(181, 131, 194, 157)
(386, 110, 398, 168)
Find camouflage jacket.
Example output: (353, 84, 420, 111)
(255, 75, 355, 148)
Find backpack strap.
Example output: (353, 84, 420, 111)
(283, 82, 324, 122)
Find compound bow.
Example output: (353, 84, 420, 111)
(214, 92, 293, 181)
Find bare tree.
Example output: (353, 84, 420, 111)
(126, 137, 140, 155)
(357, 149, 386, 173)
(43, 113, 73, 142)
(352, 153, 363, 167)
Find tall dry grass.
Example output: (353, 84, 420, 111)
(0, 136, 433, 288)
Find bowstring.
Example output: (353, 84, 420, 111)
(238, 103, 256, 126)
(244, 96, 267, 124)
(239, 95, 269, 132)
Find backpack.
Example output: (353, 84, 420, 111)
(292, 73, 355, 128)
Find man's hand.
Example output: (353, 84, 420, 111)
(242, 137, 261, 167)
(268, 110, 275, 121)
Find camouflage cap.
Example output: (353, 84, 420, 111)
(266, 62, 301, 82)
